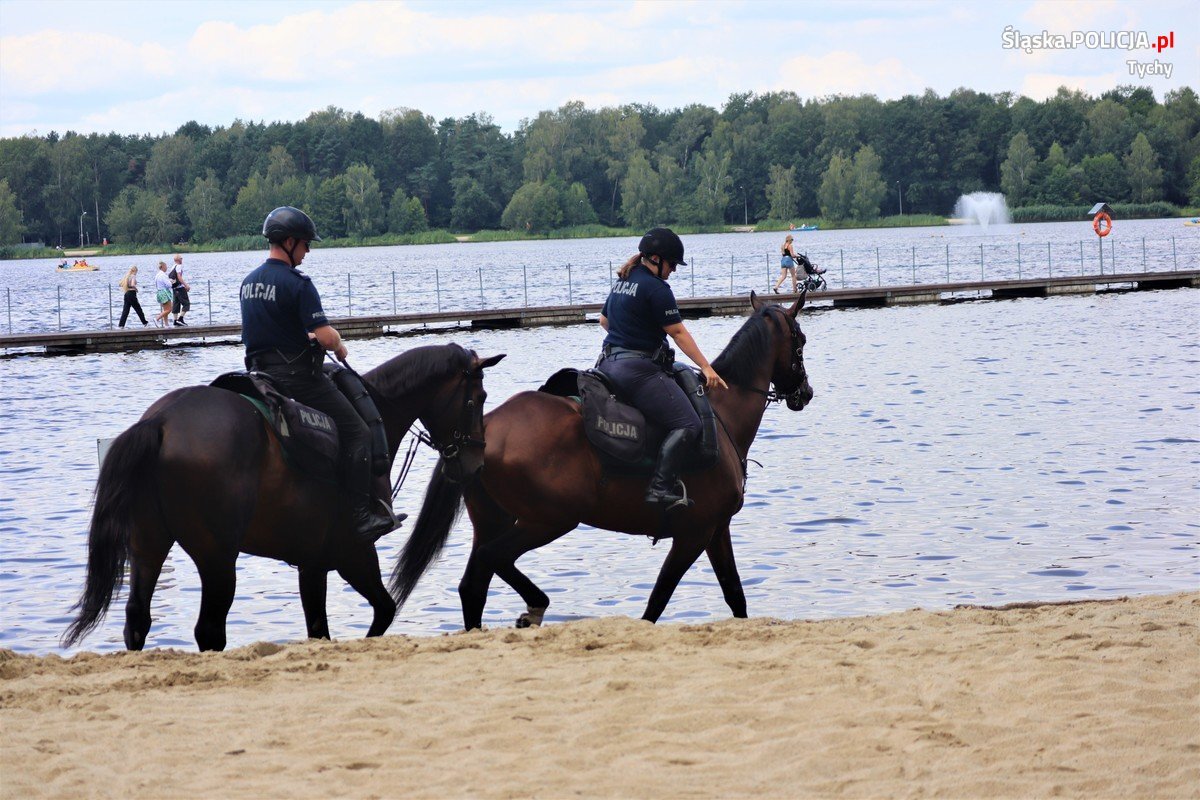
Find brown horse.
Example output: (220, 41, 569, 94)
(392, 293, 811, 629)
(64, 344, 505, 651)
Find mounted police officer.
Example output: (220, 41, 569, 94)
(596, 228, 728, 507)
(240, 206, 400, 540)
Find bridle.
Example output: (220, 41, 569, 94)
(422, 365, 486, 457)
(414, 364, 488, 485)
(745, 308, 808, 409)
(391, 364, 489, 496)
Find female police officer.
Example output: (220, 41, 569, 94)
(240, 206, 399, 540)
(597, 227, 728, 508)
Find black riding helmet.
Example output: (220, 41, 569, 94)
(263, 206, 322, 244)
(638, 227, 686, 266)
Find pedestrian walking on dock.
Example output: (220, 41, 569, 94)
(774, 235, 800, 294)
(170, 254, 191, 326)
(154, 261, 173, 326)
(117, 265, 148, 327)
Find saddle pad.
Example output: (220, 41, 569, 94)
(211, 372, 339, 478)
(539, 367, 719, 472)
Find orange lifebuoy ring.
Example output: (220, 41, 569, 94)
(1093, 212, 1112, 237)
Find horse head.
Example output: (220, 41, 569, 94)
(429, 350, 506, 482)
(750, 290, 813, 411)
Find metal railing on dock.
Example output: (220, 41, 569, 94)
(3, 269, 1196, 355)
(3, 237, 1196, 337)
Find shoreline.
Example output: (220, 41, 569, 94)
(2, 591, 1196, 798)
(8, 207, 1197, 261)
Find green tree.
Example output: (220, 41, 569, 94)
(264, 145, 297, 187)
(387, 187, 428, 234)
(1000, 131, 1039, 207)
(106, 186, 182, 244)
(0, 179, 26, 244)
(1085, 99, 1132, 157)
(450, 176, 499, 230)
(765, 164, 798, 221)
(817, 151, 853, 220)
(521, 102, 586, 183)
(44, 136, 88, 246)
(342, 163, 385, 237)
(1188, 155, 1200, 205)
(561, 181, 597, 226)
(1039, 164, 1082, 205)
(229, 173, 272, 236)
(310, 175, 347, 238)
(1124, 132, 1163, 202)
(500, 181, 562, 232)
(849, 145, 887, 221)
(1043, 141, 1069, 173)
(1079, 153, 1129, 202)
(144, 134, 194, 213)
(184, 171, 230, 241)
(619, 151, 666, 229)
(602, 111, 645, 222)
(688, 145, 733, 224)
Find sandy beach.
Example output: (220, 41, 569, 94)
(2, 592, 1197, 799)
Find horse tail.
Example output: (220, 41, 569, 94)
(390, 457, 464, 608)
(62, 419, 162, 647)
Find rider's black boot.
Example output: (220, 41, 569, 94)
(349, 451, 403, 540)
(351, 496, 404, 541)
(645, 429, 696, 509)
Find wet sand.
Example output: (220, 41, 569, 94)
(2, 592, 1197, 799)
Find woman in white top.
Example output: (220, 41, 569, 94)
(154, 262, 173, 327)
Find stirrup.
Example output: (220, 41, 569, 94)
(645, 479, 694, 510)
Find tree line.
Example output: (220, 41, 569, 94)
(0, 85, 1197, 247)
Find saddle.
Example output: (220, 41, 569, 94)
(538, 365, 719, 475)
(210, 365, 389, 482)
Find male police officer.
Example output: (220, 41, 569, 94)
(240, 206, 399, 540)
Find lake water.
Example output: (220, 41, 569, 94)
(1, 273, 1197, 654)
(1, 218, 1197, 335)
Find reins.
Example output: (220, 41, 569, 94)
(390, 365, 487, 497)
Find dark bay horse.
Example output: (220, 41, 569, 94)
(64, 344, 504, 651)
(392, 293, 812, 629)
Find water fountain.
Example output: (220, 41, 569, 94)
(950, 192, 1011, 228)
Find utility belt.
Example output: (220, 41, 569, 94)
(599, 343, 676, 369)
(246, 345, 324, 379)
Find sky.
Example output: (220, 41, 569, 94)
(0, 0, 1194, 138)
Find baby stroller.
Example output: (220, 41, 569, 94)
(797, 254, 827, 292)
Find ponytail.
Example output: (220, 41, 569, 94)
(616, 253, 641, 280)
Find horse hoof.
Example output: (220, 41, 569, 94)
(515, 606, 547, 628)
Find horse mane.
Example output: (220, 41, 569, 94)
(711, 307, 775, 389)
(365, 343, 472, 401)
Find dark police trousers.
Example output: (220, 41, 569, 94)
(597, 350, 701, 506)
(250, 358, 373, 505)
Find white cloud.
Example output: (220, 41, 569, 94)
(1, 0, 1195, 137)
(185, 1, 627, 87)
(775, 51, 926, 99)
(0, 30, 174, 96)
(79, 87, 310, 136)
(1021, 0, 1136, 33)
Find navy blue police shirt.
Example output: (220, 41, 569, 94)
(240, 258, 328, 357)
(601, 263, 682, 351)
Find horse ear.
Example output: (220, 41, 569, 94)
(750, 290, 763, 312)
(787, 290, 807, 318)
(478, 353, 506, 369)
